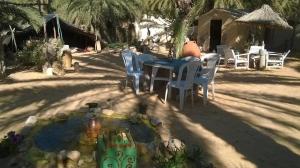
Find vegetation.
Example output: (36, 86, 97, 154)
(0, 0, 300, 73)
(51, 0, 142, 49)
(0, 131, 24, 158)
(145, 0, 300, 57)
(0, 0, 43, 76)
(16, 40, 45, 67)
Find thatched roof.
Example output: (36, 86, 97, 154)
(236, 4, 292, 29)
(199, 8, 248, 19)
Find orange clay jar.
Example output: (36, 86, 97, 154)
(86, 117, 101, 139)
(182, 41, 201, 58)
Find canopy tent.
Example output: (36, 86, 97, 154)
(44, 14, 95, 48)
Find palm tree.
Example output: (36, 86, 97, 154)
(52, 0, 141, 51)
(146, 0, 244, 57)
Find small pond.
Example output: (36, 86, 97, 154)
(34, 115, 155, 152)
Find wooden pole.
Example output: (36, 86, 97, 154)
(9, 25, 17, 52)
(44, 20, 47, 42)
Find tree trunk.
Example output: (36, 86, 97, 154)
(0, 37, 6, 78)
(95, 29, 101, 52)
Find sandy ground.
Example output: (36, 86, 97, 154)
(0, 51, 299, 168)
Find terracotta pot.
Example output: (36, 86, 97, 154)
(182, 41, 201, 58)
(86, 117, 101, 139)
(62, 51, 72, 68)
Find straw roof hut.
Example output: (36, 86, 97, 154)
(197, 7, 293, 52)
(236, 4, 292, 29)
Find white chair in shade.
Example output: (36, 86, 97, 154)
(194, 53, 220, 104)
(249, 45, 264, 55)
(248, 45, 264, 68)
(164, 61, 200, 110)
(216, 45, 229, 64)
(135, 53, 156, 90)
(266, 50, 291, 69)
(224, 48, 249, 69)
(121, 50, 143, 94)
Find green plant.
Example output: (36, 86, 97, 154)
(17, 40, 45, 67)
(154, 146, 188, 168)
(0, 131, 24, 158)
(107, 42, 127, 49)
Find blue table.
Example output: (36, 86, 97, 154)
(143, 59, 188, 92)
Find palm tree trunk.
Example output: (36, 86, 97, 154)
(0, 37, 5, 78)
(95, 29, 101, 52)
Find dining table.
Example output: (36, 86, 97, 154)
(143, 58, 189, 92)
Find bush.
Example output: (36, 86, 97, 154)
(17, 40, 45, 67)
(107, 42, 127, 49)
(0, 131, 24, 158)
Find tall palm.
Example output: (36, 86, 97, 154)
(53, 0, 141, 50)
(146, 0, 244, 57)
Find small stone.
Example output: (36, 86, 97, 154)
(56, 113, 68, 120)
(58, 150, 67, 160)
(150, 117, 162, 127)
(46, 68, 53, 76)
(67, 150, 81, 162)
(102, 109, 114, 116)
(74, 62, 80, 72)
(165, 138, 185, 152)
(78, 159, 84, 166)
(25, 116, 37, 126)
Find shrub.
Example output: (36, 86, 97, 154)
(0, 131, 24, 158)
(17, 40, 45, 67)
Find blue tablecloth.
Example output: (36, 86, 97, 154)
(144, 59, 189, 73)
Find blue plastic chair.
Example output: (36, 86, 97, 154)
(194, 53, 220, 104)
(121, 50, 143, 94)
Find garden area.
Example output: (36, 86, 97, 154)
(1, 1, 300, 168)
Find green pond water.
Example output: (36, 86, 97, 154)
(34, 115, 155, 152)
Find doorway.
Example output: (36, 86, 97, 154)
(209, 20, 222, 51)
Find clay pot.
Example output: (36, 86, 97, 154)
(62, 50, 72, 69)
(182, 41, 201, 58)
(86, 117, 101, 139)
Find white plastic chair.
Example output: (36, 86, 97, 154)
(216, 45, 229, 64)
(249, 45, 264, 55)
(266, 50, 290, 69)
(248, 46, 264, 68)
(194, 53, 220, 105)
(224, 48, 249, 69)
(121, 50, 143, 94)
(180, 56, 201, 62)
(164, 61, 200, 110)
